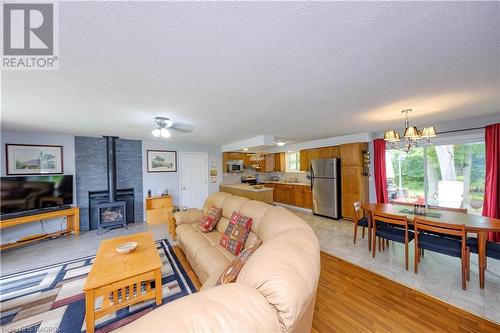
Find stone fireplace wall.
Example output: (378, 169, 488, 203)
(75, 136, 143, 230)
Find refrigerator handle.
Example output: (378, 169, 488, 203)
(310, 166, 314, 190)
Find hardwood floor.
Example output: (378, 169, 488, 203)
(313, 252, 500, 333)
(174, 246, 499, 332)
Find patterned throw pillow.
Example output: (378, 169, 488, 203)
(216, 240, 262, 285)
(198, 205, 222, 233)
(220, 211, 253, 256)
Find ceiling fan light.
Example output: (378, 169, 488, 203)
(152, 128, 161, 137)
(275, 139, 286, 146)
(421, 126, 437, 138)
(403, 126, 420, 139)
(160, 128, 171, 138)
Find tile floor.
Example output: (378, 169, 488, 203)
(1, 209, 499, 324)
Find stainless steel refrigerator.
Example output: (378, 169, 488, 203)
(310, 158, 341, 219)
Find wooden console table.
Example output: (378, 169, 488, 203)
(0, 207, 80, 251)
(145, 196, 173, 225)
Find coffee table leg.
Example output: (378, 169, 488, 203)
(155, 269, 162, 305)
(477, 231, 487, 289)
(85, 290, 95, 333)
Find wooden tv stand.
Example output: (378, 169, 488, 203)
(0, 207, 80, 251)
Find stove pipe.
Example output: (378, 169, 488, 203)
(103, 136, 119, 202)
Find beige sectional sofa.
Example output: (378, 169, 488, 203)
(119, 192, 320, 332)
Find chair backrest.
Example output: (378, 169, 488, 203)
(353, 201, 363, 221)
(371, 211, 408, 229)
(413, 216, 466, 243)
(427, 205, 467, 214)
(437, 181, 464, 208)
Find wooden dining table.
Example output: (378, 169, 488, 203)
(364, 203, 500, 289)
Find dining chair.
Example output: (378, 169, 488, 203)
(371, 211, 414, 270)
(413, 217, 468, 290)
(466, 237, 500, 284)
(353, 201, 369, 245)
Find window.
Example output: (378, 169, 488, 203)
(286, 152, 300, 171)
(386, 142, 485, 215)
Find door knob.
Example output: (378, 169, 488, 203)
(182, 187, 186, 190)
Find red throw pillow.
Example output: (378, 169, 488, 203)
(220, 211, 253, 256)
(216, 240, 262, 285)
(198, 205, 222, 232)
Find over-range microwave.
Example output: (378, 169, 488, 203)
(227, 160, 244, 172)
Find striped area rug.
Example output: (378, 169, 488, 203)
(0, 239, 196, 333)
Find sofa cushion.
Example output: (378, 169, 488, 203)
(203, 192, 232, 214)
(215, 216, 230, 234)
(198, 205, 222, 232)
(176, 224, 211, 263)
(200, 230, 223, 246)
(116, 283, 282, 333)
(239, 200, 272, 235)
(195, 245, 233, 283)
(220, 211, 253, 255)
(221, 196, 249, 219)
(258, 205, 310, 241)
(217, 240, 262, 285)
(237, 223, 320, 331)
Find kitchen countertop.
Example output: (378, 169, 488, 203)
(261, 181, 310, 187)
(219, 183, 273, 192)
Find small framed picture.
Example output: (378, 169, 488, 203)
(6, 144, 64, 175)
(147, 150, 177, 172)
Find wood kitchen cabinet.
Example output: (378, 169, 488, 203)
(300, 146, 340, 171)
(300, 149, 310, 171)
(274, 153, 286, 172)
(264, 183, 277, 201)
(275, 184, 293, 205)
(292, 185, 312, 209)
(340, 142, 369, 220)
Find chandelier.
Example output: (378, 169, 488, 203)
(383, 109, 437, 153)
(249, 153, 265, 162)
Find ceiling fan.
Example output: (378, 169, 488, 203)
(151, 116, 194, 139)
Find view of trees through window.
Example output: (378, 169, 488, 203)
(386, 142, 485, 215)
(287, 152, 300, 171)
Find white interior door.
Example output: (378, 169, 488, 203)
(180, 152, 208, 209)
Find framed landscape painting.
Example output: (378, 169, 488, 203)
(6, 144, 63, 175)
(147, 150, 177, 172)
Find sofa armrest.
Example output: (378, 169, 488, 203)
(116, 283, 281, 333)
(174, 208, 203, 225)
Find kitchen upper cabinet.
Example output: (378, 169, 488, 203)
(340, 142, 369, 221)
(300, 146, 340, 171)
(274, 153, 286, 172)
(340, 143, 364, 167)
(300, 149, 310, 171)
(263, 154, 275, 172)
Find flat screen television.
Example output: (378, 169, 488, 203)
(0, 175, 73, 218)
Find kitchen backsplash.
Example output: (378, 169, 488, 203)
(223, 170, 310, 184)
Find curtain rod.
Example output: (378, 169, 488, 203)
(437, 126, 485, 135)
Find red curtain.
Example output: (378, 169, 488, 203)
(373, 138, 389, 203)
(483, 123, 500, 242)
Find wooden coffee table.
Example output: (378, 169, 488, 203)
(83, 232, 162, 333)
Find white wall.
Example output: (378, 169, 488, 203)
(142, 140, 222, 208)
(0, 130, 76, 244)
